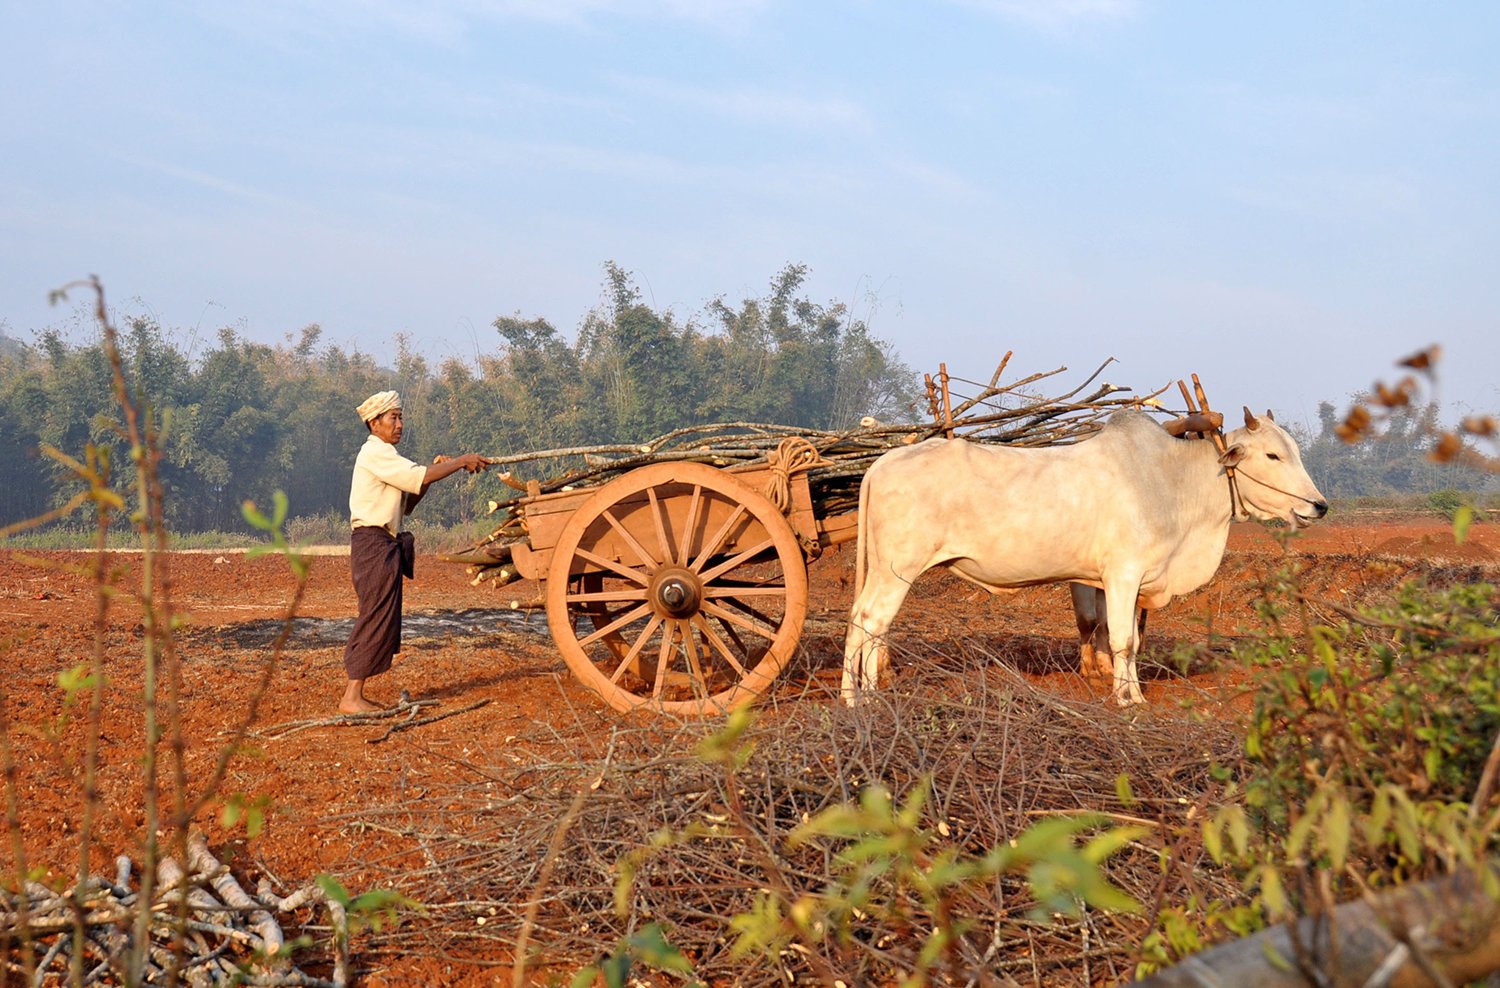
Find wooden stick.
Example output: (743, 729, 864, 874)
(1191, 373, 1229, 453)
(1191, 373, 1211, 416)
(937, 363, 953, 437)
(1176, 379, 1198, 414)
(1163, 412, 1224, 437)
(186, 834, 285, 967)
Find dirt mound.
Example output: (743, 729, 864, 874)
(1374, 532, 1497, 563)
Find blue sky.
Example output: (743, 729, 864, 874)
(3, 0, 1496, 429)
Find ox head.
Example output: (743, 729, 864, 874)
(1219, 407, 1329, 527)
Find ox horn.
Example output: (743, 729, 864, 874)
(1243, 406, 1261, 431)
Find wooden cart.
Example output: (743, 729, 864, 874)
(502, 456, 858, 715)
(452, 356, 1179, 716)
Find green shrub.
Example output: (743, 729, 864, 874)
(1244, 578, 1500, 825)
(285, 510, 348, 546)
(1426, 488, 1474, 520)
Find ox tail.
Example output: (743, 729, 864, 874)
(852, 466, 872, 602)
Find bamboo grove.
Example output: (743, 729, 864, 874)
(0, 264, 918, 534)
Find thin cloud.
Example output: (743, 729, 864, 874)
(610, 75, 875, 134)
(109, 152, 304, 211)
(949, 0, 1140, 31)
(211, 0, 771, 42)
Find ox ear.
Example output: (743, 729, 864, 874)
(1243, 406, 1261, 431)
(1265, 408, 1275, 422)
(1219, 443, 1246, 468)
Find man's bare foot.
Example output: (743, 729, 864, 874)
(339, 678, 386, 714)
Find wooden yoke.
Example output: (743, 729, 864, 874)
(1165, 374, 1229, 455)
(1162, 411, 1224, 438)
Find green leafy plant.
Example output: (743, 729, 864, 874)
(315, 875, 422, 936)
(1135, 564, 1500, 977)
(568, 923, 701, 988)
(1244, 578, 1500, 820)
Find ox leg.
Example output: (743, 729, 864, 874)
(1102, 577, 1146, 705)
(841, 569, 915, 704)
(1070, 584, 1113, 679)
(1072, 585, 1146, 681)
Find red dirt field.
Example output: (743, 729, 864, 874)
(2, 515, 1497, 985)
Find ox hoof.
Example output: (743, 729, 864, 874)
(839, 688, 872, 708)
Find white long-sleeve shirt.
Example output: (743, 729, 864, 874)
(348, 435, 426, 536)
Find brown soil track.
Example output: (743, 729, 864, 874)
(2, 516, 1496, 984)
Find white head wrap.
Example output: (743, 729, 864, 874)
(356, 390, 401, 423)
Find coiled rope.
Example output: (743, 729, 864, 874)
(762, 436, 828, 513)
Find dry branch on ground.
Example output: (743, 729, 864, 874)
(1, 833, 346, 987)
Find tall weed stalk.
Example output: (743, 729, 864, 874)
(1, 277, 311, 986)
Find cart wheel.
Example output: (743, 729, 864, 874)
(545, 460, 809, 715)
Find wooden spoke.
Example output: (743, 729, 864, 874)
(699, 537, 775, 583)
(714, 594, 784, 631)
(571, 572, 632, 667)
(601, 508, 660, 570)
(577, 601, 653, 649)
(652, 623, 675, 699)
(680, 620, 709, 702)
(715, 612, 751, 655)
(676, 484, 704, 566)
(565, 586, 651, 604)
(646, 486, 677, 567)
(691, 614, 749, 678)
(609, 614, 664, 685)
(702, 584, 787, 599)
(575, 546, 650, 585)
(690, 503, 748, 572)
(701, 598, 777, 641)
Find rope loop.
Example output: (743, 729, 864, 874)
(762, 436, 828, 513)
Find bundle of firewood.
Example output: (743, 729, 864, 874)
(451, 356, 1190, 588)
(1, 833, 347, 987)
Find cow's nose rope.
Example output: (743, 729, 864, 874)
(1233, 466, 1326, 508)
(1224, 464, 1246, 520)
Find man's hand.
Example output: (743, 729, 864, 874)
(434, 453, 493, 474)
(460, 454, 492, 474)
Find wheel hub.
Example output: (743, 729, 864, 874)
(649, 565, 703, 619)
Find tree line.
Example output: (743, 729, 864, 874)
(1291, 399, 1492, 501)
(2, 262, 1488, 537)
(0, 264, 918, 533)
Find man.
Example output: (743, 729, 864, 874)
(341, 390, 490, 713)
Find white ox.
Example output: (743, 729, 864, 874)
(842, 407, 1327, 705)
